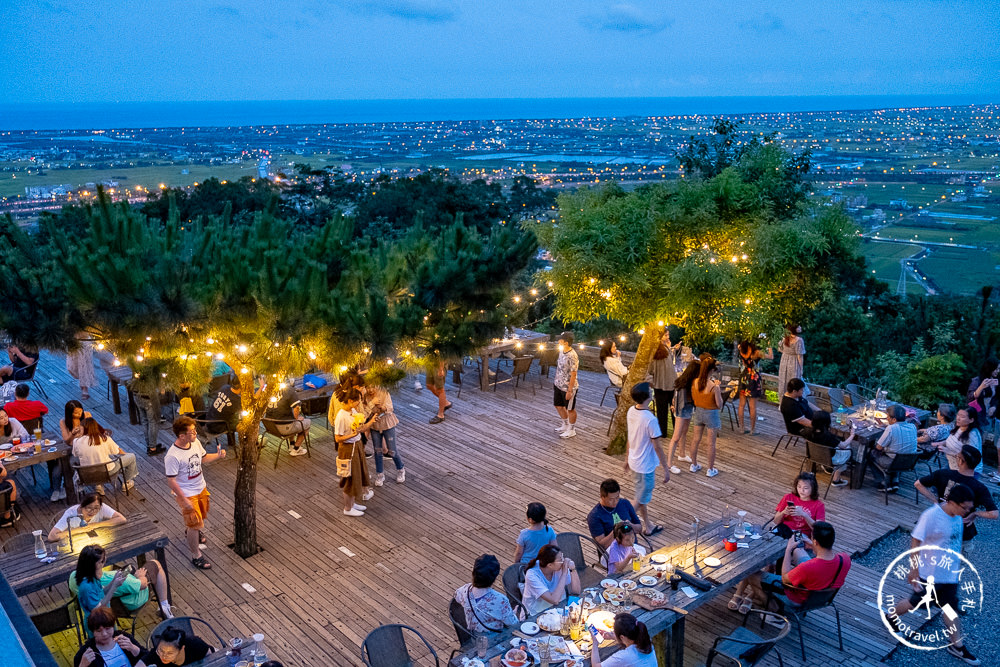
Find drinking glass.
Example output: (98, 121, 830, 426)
(569, 623, 582, 641)
(538, 637, 551, 667)
(560, 613, 571, 638)
(477, 633, 488, 658)
(632, 555, 641, 572)
(751, 524, 763, 540)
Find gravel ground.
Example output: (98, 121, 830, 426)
(856, 482, 1000, 667)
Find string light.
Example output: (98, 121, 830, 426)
(308, 351, 317, 360)
(206, 337, 214, 344)
(96, 343, 105, 350)
(238, 345, 248, 353)
(513, 295, 521, 303)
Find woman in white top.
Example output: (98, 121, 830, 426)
(938, 407, 984, 474)
(0, 407, 29, 444)
(588, 613, 657, 667)
(520, 545, 580, 615)
(48, 492, 126, 542)
(334, 386, 376, 517)
(600, 341, 630, 388)
(72, 418, 138, 491)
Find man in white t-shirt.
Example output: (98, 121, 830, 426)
(624, 382, 666, 537)
(886, 484, 979, 665)
(165, 416, 226, 571)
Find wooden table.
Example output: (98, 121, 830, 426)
(107, 366, 142, 425)
(451, 520, 784, 667)
(1, 435, 76, 506)
(477, 330, 550, 391)
(830, 404, 932, 488)
(0, 512, 171, 603)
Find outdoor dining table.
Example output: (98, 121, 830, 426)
(0, 512, 172, 603)
(450, 519, 785, 667)
(477, 329, 550, 391)
(829, 403, 932, 489)
(1, 433, 76, 506)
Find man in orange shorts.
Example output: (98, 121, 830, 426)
(165, 416, 226, 570)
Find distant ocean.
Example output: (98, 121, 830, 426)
(0, 95, 996, 131)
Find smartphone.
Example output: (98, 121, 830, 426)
(786, 501, 795, 508)
(792, 531, 802, 541)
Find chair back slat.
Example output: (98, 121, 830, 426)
(784, 585, 841, 612)
(805, 440, 836, 467)
(361, 624, 439, 667)
(555, 533, 587, 572)
(73, 462, 113, 486)
(512, 356, 534, 375)
(31, 600, 77, 636)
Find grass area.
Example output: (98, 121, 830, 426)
(861, 240, 922, 283)
(919, 247, 1000, 294)
(0, 163, 258, 198)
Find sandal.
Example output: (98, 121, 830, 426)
(728, 593, 746, 611)
(443, 403, 453, 412)
(738, 597, 754, 614)
(643, 525, 664, 536)
(191, 556, 212, 570)
(429, 416, 445, 424)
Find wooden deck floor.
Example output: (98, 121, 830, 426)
(4, 353, 995, 666)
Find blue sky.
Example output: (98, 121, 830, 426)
(2, 0, 999, 103)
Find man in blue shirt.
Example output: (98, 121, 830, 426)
(587, 479, 643, 549)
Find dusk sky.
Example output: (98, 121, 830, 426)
(3, 0, 999, 104)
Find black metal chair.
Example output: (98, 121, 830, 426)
(15, 360, 48, 399)
(771, 432, 803, 457)
(361, 623, 440, 667)
(710, 609, 788, 666)
(555, 532, 605, 588)
(760, 584, 844, 662)
(1, 531, 35, 553)
(259, 418, 312, 469)
(71, 461, 126, 509)
(502, 563, 526, 610)
(720, 381, 739, 432)
(193, 413, 236, 452)
(31, 598, 82, 646)
(448, 598, 475, 661)
(301, 392, 332, 430)
(148, 615, 226, 651)
(600, 374, 624, 407)
(799, 440, 850, 499)
(875, 452, 922, 505)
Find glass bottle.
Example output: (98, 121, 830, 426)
(33, 530, 47, 559)
(251, 633, 267, 666)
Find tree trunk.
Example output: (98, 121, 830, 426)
(232, 417, 262, 558)
(606, 324, 661, 455)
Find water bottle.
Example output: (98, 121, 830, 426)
(251, 633, 267, 666)
(33, 530, 47, 559)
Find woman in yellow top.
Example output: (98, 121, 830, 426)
(689, 354, 723, 478)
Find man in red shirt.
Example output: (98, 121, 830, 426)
(766, 521, 851, 604)
(2, 384, 49, 423)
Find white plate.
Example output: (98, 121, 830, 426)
(638, 575, 658, 586)
(619, 579, 637, 590)
(6, 455, 18, 462)
(0, 444, 11, 450)
(600, 578, 617, 588)
(520, 622, 539, 635)
(703, 557, 722, 567)
(650, 554, 670, 564)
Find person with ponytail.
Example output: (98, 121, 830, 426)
(588, 612, 656, 666)
(513, 502, 558, 564)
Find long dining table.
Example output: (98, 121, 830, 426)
(450, 519, 785, 667)
(1, 433, 76, 506)
(829, 403, 932, 488)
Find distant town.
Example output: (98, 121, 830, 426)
(1, 103, 997, 294)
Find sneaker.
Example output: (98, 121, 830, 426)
(352, 503, 367, 511)
(689, 463, 703, 473)
(362, 489, 374, 501)
(831, 479, 849, 487)
(373, 473, 385, 487)
(559, 428, 577, 438)
(343, 508, 365, 517)
(889, 484, 899, 493)
(123, 479, 135, 491)
(706, 468, 719, 478)
(50, 488, 65, 502)
(95, 484, 105, 495)
(0, 515, 13, 528)
(555, 423, 568, 432)
(677, 455, 693, 463)
(160, 602, 175, 619)
(946, 644, 980, 665)
(669, 466, 682, 475)
(289, 446, 307, 457)
(396, 469, 406, 484)
(364, 446, 374, 457)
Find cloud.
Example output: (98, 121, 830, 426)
(581, 3, 672, 35)
(739, 13, 784, 33)
(357, 1, 458, 23)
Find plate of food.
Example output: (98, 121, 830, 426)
(520, 622, 539, 635)
(633, 588, 666, 604)
(6, 455, 18, 462)
(587, 610, 616, 638)
(638, 575, 658, 586)
(502, 648, 531, 667)
(600, 578, 617, 588)
(650, 554, 670, 564)
(537, 611, 562, 633)
(619, 579, 637, 590)
(0, 450, 9, 459)
(13, 444, 33, 454)
(602, 587, 627, 603)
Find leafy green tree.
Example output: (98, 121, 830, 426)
(533, 147, 851, 452)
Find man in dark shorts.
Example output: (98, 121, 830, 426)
(553, 332, 580, 438)
(886, 484, 979, 665)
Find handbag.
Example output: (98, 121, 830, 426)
(336, 441, 355, 478)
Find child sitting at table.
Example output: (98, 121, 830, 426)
(606, 522, 643, 575)
(70, 545, 173, 631)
